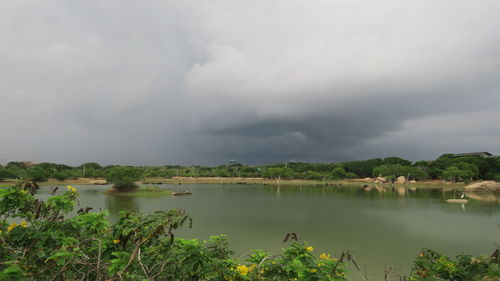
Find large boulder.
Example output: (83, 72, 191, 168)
(465, 181, 500, 192)
(375, 176, 387, 184)
(396, 176, 406, 184)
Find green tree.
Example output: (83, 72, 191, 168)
(105, 166, 143, 189)
(383, 157, 412, 166)
(26, 166, 48, 182)
(264, 167, 294, 180)
(331, 167, 347, 179)
(441, 162, 479, 182)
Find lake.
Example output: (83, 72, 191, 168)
(38, 184, 499, 281)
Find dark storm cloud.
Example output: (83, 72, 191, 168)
(1, 0, 500, 165)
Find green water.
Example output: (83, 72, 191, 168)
(38, 184, 499, 280)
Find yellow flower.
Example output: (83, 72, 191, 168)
(310, 268, 317, 273)
(67, 185, 77, 193)
(249, 264, 257, 272)
(418, 253, 424, 257)
(306, 246, 314, 252)
(7, 223, 18, 232)
(236, 265, 249, 276)
(113, 239, 120, 244)
(317, 262, 325, 267)
(20, 220, 27, 228)
(320, 253, 330, 260)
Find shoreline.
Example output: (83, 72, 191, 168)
(1, 176, 465, 189)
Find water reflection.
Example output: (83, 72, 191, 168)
(105, 194, 140, 218)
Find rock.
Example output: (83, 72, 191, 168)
(396, 187, 406, 195)
(446, 199, 468, 204)
(361, 177, 373, 182)
(464, 181, 500, 192)
(409, 180, 417, 183)
(376, 176, 387, 183)
(396, 176, 406, 184)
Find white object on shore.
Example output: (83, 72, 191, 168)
(446, 199, 468, 204)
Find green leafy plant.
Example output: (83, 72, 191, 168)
(105, 166, 143, 190)
(409, 249, 499, 281)
(0, 180, 347, 280)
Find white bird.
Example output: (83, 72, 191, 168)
(460, 192, 465, 199)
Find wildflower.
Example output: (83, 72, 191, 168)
(7, 223, 18, 232)
(310, 268, 317, 273)
(20, 220, 27, 228)
(320, 253, 330, 260)
(67, 185, 77, 193)
(236, 265, 249, 276)
(418, 253, 424, 257)
(306, 246, 314, 252)
(318, 262, 325, 267)
(113, 239, 120, 244)
(249, 264, 257, 272)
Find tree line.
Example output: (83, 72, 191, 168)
(1, 154, 500, 183)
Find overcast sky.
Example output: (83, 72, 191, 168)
(1, 0, 500, 166)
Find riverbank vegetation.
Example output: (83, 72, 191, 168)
(1, 181, 498, 280)
(1, 154, 500, 185)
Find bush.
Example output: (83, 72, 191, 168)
(0, 181, 347, 280)
(105, 166, 143, 189)
(25, 166, 48, 182)
(409, 249, 499, 281)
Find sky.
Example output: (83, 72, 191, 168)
(1, 0, 500, 166)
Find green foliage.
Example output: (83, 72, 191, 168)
(372, 164, 428, 181)
(1, 153, 500, 184)
(105, 166, 143, 189)
(383, 157, 412, 166)
(263, 167, 296, 180)
(25, 166, 48, 182)
(409, 249, 499, 281)
(0, 181, 348, 281)
(342, 158, 384, 178)
(441, 162, 479, 182)
(0, 168, 16, 181)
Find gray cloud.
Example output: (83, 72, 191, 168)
(1, 0, 500, 165)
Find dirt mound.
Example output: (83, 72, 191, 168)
(464, 181, 500, 192)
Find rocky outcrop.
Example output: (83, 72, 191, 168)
(396, 176, 406, 184)
(374, 177, 387, 184)
(465, 181, 500, 192)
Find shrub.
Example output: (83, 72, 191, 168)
(105, 166, 143, 189)
(0, 180, 347, 280)
(409, 249, 499, 281)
